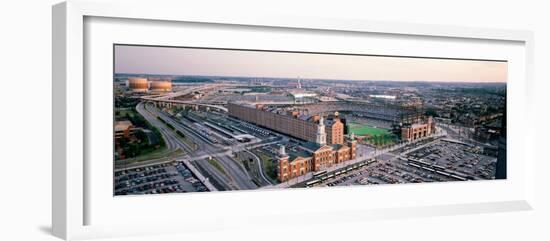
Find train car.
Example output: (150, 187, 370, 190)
(450, 174, 468, 181)
(436, 170, 450, 176)
(306, 179, 321, 187)
(433, 164, 446, 171)
(408, 163, 421, 168)
(313, 170, 327, 177)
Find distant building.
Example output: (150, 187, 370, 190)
(114, 120, 137, 160)
(290, 91, 317, 99)
(289, 90, 317, 104)
(317, 96, 338, 102)
(127, 77, 149, 92)
(369, 94, 396, 100)
(401, 116, 435, 141)
(126, 77, 173, 92)
(114, 120, 135, 140)
(219, 88, 252, 94)
(149, 79, 172, 92)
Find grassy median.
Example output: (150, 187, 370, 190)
(207, 158, 229, 177)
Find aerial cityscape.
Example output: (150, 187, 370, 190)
(113, 45, 507, 196)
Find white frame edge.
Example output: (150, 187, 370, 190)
(53, 1, 85, 239)
(52, 0, 535, 240)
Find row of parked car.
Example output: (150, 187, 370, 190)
(114, 161, 209, 195)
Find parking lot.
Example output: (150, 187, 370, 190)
(312, 139, 497, 188)
(319, 160, 449, 187)
(114, 161, 208, 195)
(402, 139, 497, 179)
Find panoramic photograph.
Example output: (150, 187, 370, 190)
(113, 44, 507, 196)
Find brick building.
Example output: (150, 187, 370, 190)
(227, 102, 356, 182)
(277, 140, 357, 182)
(326, 115, 344, 145)
(401, 116, 435, 141)
(228, 103, 344, 145)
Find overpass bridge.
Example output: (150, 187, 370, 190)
(141, 97, 228, 112)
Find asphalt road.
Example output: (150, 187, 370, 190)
(136, 102, 179, 151)
(135, 102, 231, 191)
(143, 102, 258, 191)
(139, 102, 234, 190)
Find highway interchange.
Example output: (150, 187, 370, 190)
(133, 101, 259, 191)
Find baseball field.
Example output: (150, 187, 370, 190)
(347, 122, 390, 136)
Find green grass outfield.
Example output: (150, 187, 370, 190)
(348, 123, 390, 136)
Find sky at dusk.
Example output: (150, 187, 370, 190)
(114, 45, 507, 83)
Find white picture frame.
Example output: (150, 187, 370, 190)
(52, 0, 536, 240)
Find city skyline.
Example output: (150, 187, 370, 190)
(115, 45, 508, 83)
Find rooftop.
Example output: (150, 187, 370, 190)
(114, 120, 133, 132)
(301, 141, 322, 152)
(287, 149, 312, 162)
(411, 123, 427, 128)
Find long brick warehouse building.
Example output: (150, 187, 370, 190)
(227, 102, 356, 182)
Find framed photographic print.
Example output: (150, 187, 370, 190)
(52, 0, 536, 240)
(112, 44, 507, 193)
